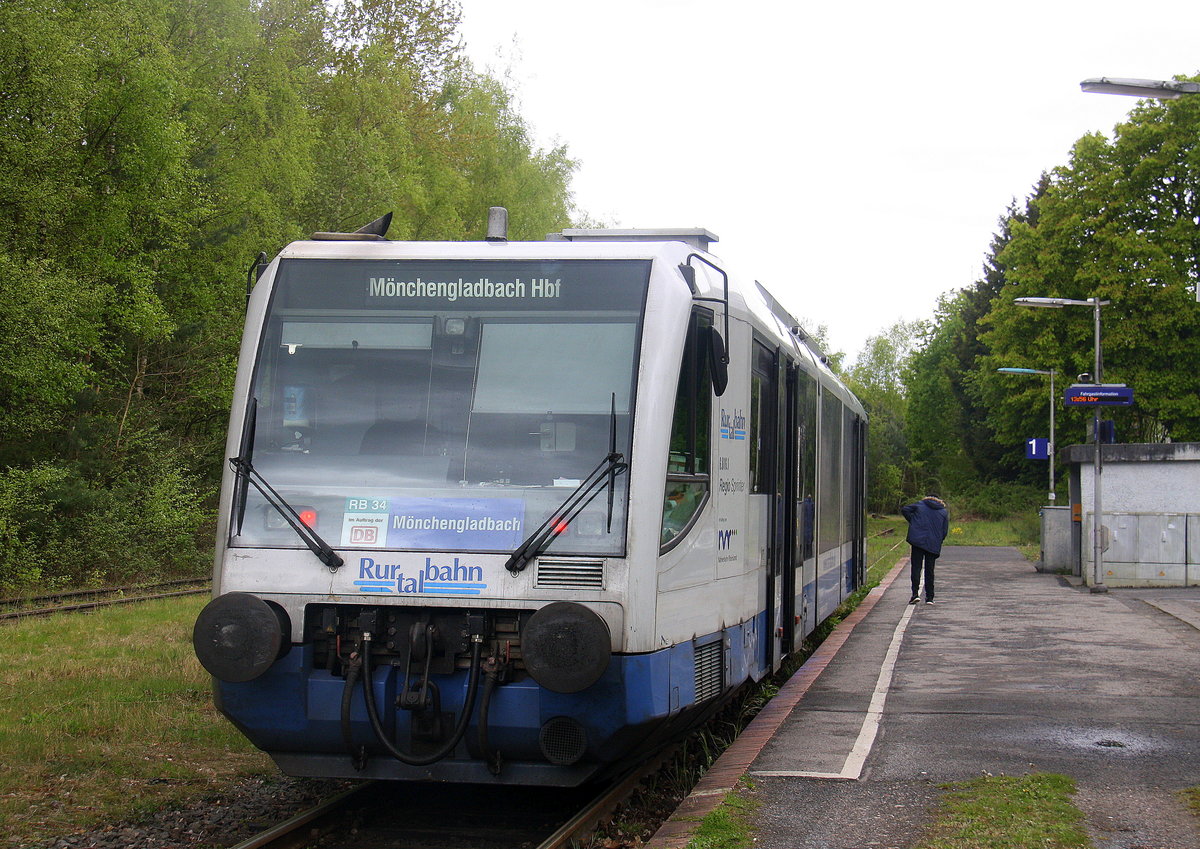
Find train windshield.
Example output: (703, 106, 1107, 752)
(232, 258, 649, 557)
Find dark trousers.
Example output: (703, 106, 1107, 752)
(910, 546, 937, 601)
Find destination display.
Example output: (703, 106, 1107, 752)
(274, 258, 651, 312)
(1063, 384, 1134, 407)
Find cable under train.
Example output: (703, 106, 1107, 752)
(193, 209, 867, 786)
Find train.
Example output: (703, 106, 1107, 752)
(193, 209, 867, 786)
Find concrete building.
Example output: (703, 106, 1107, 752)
(1047, 443, 1200, 586)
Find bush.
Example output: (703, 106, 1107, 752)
(868, 463, 903, 514)
(0, 452, 211, 593)
(0, 464, 68, 590)
(948, 481, 1044, 520)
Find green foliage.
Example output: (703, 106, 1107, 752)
(687, 785, 759, 849)
(0, 0, 575, 590)
(903, 89, 1200, 503)
(918, 773, 1092, 849)
(0, 257, 106, 455)
(845, 321, 920, 512)
(982, 90, 1200, 445)
(1179, 785, 1200, 816)
(946, 515, 1041, 562)
(0, 452, 209, 592)
(949, 482, 1044, 521)
(870, 463, 904, 514)
(0, 465, 67, 589)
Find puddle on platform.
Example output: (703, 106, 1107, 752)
(1002, 726, 1163, 757)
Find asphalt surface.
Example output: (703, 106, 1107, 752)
(648, 546, 1200, 848)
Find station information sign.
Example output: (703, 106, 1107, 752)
(1064, 384, 1134, 407)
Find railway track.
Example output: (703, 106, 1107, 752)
(0, 578, 211, 621)
(229, 749, 677, 849)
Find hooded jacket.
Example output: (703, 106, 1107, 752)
(901, 497, 949, 555)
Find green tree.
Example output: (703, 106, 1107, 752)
(845, 321, 920, 512)
(903, 295, 977, 494)
(981, 91, 1200, 446)
(0, 0, 577, 590)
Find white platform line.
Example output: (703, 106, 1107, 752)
(839, 601, 915, 778)
(750, 600, 917, 781)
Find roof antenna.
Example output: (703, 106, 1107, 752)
(311, 211, 392, 241)
(486, 207, 508, 242)
(355, 212, 392, 238)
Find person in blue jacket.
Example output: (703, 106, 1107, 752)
(901, 496, 949, 604)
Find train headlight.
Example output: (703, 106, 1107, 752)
(521, 602, 611, 694)
(193, 593, 291, 683)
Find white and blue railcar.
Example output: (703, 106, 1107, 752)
(193, 213, 866, 786)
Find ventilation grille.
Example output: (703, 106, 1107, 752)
(540, 717, 588, 765)
(535, 559, 604, 590)
(694, 639, 724, 703)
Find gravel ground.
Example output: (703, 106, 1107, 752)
(28, 777, 356, 849)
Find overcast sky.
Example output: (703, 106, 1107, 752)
(456, 0, 1200, 360)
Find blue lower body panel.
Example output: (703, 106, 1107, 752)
(214, 631, 746, 785)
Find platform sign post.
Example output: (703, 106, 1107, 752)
(1062, 383, 1131, 592)
(1014, 296, 1112, 592)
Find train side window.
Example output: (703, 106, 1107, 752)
(661, 310, 713, 549)
(749, 343, 776, 494)
(818, 389, 843, 552)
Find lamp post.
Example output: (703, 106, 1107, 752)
(1014, 296, 1110, 592)
(997, 367, 1056, 503)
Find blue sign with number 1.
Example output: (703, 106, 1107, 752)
(1026, 438, 1049, 460)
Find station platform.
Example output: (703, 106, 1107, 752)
(647, 546, 1200, 849)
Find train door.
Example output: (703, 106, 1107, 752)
(852, 415, 867, 587)
(750, 341, 783, 671)
(781, 365, 798, 655)
(793, 365, 819, 644)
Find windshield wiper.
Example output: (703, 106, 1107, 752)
(505, 395, 627, 575)
(230, 398, 344, 572)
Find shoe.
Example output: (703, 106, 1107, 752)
(909, 596, 919, 605)
(925, 599, 935, 605)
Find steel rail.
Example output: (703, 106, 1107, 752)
(226, 785, 369, 849)
(1, 577, 210, 609)
(0, 588, 211, 622)
(537, 746, 680, 849)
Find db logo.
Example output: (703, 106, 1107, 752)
(350, 526, 379, 544)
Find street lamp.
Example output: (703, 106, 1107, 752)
(1080, 77, 1200, 100)
(1014, 296, 1110, 592)
(997, 367, 1056, 504)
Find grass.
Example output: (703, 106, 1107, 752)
(0, 512, 1061, 847)
(915, 773, 1092, 849)
(947, 513, 1041, 561)
(867, 514, 910, 584)
(874, 511, 1043, 564)
(686, 783, 760, 849)
(1180, 786, 1200, 816)
(0, 597, 273, 847)
(686, 772, 1097, 849)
